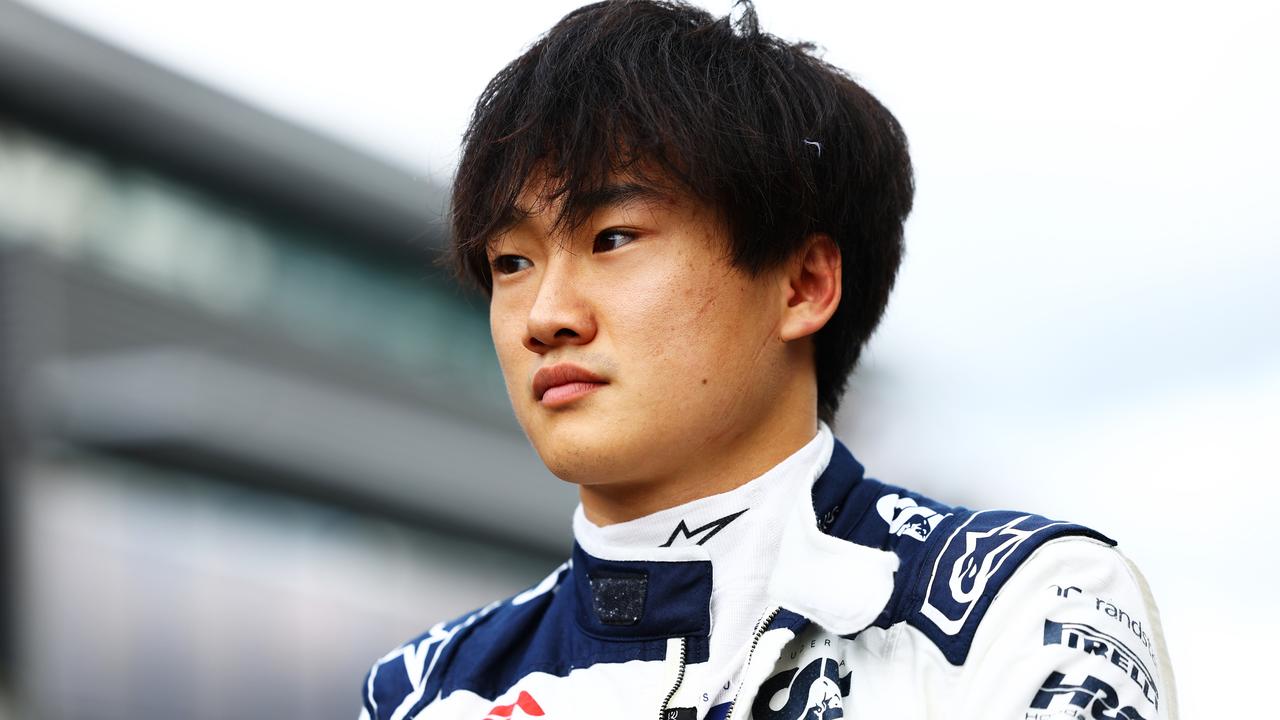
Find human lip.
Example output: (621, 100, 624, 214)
(532, 364, 608, 407)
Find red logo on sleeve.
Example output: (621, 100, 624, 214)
(483, 691, 545, 719)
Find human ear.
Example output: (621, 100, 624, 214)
(779, 233, 842, 342)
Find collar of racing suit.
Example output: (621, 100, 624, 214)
(570, 424, 900, 646)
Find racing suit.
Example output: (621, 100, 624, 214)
(360, 425, 1177, 719)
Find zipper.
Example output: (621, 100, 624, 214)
(657, 637, 688, 720)
(723, 606, 781, 720)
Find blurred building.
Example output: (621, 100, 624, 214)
(0, 3, 577, 718)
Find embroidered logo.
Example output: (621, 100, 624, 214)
(1049, 584, 1082, 598)
(483, 690, 545, 719)
(875, 494, 950, 542)
(1028, 672, 1150, 720)
(753, 658, 850, 720)
(660, 509, 747, 547)
(921, 513, 1070, 637)
(1042, 620, 1159, 709)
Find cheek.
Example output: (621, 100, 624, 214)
(489, 298, 529, 377)
(611, 265, 711, 346)
(619, 268, 766, 380)
(692, 282, 780, 395)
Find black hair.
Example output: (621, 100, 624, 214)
(451, 0, 914, 423)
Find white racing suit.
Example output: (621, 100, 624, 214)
(360, 430, 1177, 720)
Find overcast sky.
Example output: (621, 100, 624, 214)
(19, 1, 1280, 713)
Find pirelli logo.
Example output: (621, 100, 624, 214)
(1042, 619, 1159, 710)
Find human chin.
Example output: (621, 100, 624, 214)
(520, 406, 634, 485)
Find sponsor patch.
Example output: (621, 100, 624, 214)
(921, 512, 1071, 637)
(753, 658, 850, 720)
(483, 690, 545, 719)
(587, 571, 648, 626)
(1028, 672, 1150, 720)
(1094, 597, 1157, 664)
(1043, 585, 1158, 664)
(1048, 584, 1082, 598)
(661, 509, 748, 547)
(875, 494, 950, 542)
(1043, 620, 1159, 709)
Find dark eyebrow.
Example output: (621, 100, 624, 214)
(505, 182, 670, 232)
(570, 182, 669, 216)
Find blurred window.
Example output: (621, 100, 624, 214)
(0, 118, 505, 411)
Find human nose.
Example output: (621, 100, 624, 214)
(523, 259, 597, 353)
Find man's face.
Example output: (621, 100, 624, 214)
(487, 178, 794, 490)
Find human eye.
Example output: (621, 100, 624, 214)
(592, 228, 637, 254)
(490, 254, 533, 276)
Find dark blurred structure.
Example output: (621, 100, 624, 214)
(0, 3, 577, 718)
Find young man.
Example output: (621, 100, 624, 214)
(361, 2, 1177, 718)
